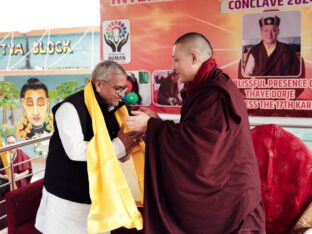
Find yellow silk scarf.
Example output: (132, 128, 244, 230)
(84, 82, 145, 233)
(0, 139, 16, 190)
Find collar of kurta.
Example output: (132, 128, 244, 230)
(84, 81, 145, 233)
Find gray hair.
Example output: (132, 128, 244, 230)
(174, 32, 213, 61)
(91, 60, 127, 83)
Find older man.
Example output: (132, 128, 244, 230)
(36, 61, 144, 234)
(127, 32, 265, 234)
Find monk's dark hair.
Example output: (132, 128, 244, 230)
(174, 32, 213, 57)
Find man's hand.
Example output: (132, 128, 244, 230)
(126, 111, 150, 132)
(118, 125, 144, 156)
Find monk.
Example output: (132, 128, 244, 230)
(126, 32, 265, 234)
(0, 135, 32, 188)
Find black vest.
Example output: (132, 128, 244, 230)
(44, 89, 122, 204)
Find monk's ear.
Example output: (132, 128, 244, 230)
(191, 51, 200, 65)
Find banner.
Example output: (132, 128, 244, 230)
(0, 27, 100, 70)
(100, 0, 312, 117)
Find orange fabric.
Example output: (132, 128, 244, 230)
(251, 124, 312, 234)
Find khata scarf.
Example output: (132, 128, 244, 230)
(84, 81, 145, 233)
(185, 58, 217, 96)
(0, 139, 16, 190)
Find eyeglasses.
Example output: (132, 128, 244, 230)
(101, 80, 128, 93)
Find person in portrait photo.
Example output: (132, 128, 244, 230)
(243, 14, 301, 77)
(125, 72, 142, 105)
(155, 72, 182, 106)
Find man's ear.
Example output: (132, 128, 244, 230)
(94, 80, 101, 93)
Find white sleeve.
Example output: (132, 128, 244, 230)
(55, 102, 87, 161)
(55, 102, 126, 161)
(112, 137, 126, 159)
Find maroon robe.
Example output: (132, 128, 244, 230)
(14, 149, 32, 188)
(144, 68, 265, 234)
(0, 149, 32, 188)
(248, 40, 300, 77)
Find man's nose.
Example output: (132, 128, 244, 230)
(117, 90, 126, 99)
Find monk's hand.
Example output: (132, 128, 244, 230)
(126, 111, 150, 132)
(139, 107, 160, 119)
(118, 125, 144, 156)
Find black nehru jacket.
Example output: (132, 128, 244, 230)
(44, 87, 123, 204)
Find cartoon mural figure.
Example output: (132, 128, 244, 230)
(16, 78, 53, 155)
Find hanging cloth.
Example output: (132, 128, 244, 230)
(84, 81, 145, 233)
(0, 138, 16, 190)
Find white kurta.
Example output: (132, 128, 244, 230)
(35, 102, 126, 234)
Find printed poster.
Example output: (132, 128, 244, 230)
(100, 0, 312, 117)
